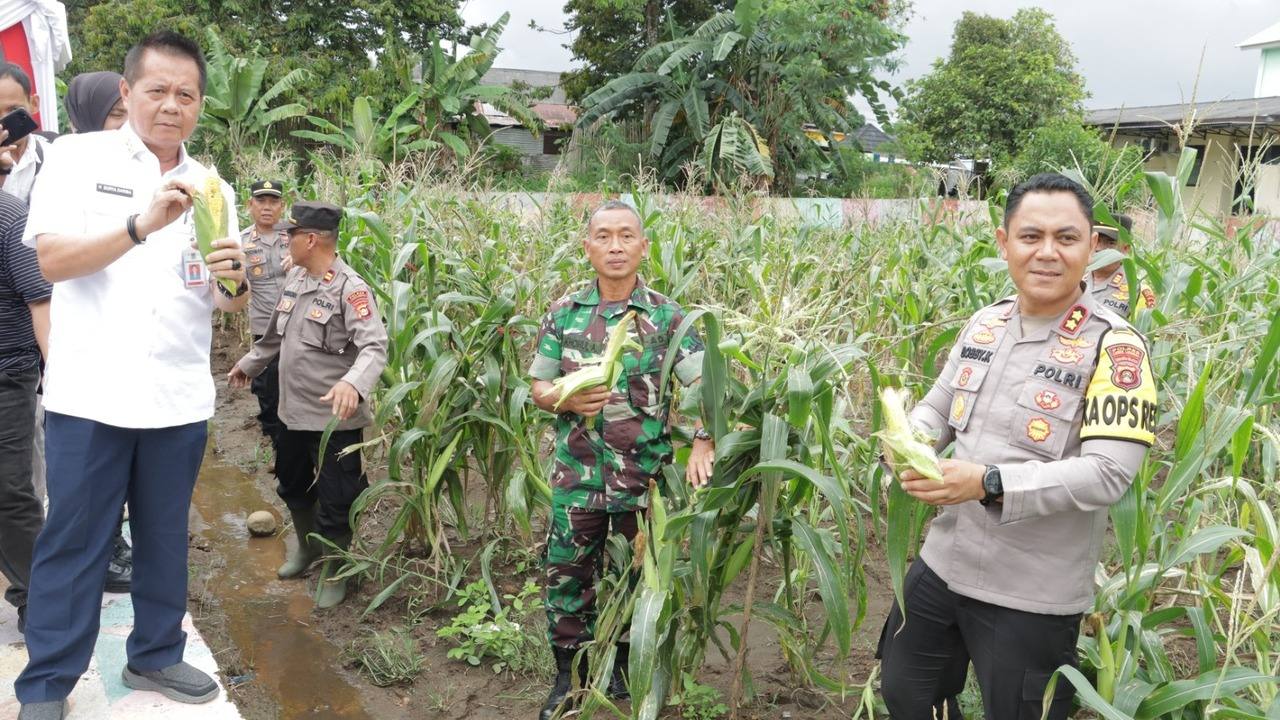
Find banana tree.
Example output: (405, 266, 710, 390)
(292, 94, 438, 168)
(201, 28, 309, 152)
(414, 12, 543, 158)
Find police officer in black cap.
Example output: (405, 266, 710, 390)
(228, 201, 388, 609)
(241, 180, 290, 465)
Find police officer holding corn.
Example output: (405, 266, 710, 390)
(878, 174, 1158, 719)
(528, 201, 715, 719)
(228, 201, 387, 609)
(1090, 212, 1156, 317)
(241, 180, 291, 461)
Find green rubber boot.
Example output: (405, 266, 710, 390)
(314, 533, 352, 610)
(276, 506, 321, 579)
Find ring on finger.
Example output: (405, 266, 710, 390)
(231, 260, 242, 271)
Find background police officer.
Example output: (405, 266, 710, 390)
(241, 179, 291, 465)
(1090, 212, 1156, 317)
(528, 201, 714, 720)
(228, 201, 387, 609)
(879, 174, 1157, 719)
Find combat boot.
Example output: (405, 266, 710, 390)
(540, 645, 587, 720)
(607, 642, 630, 699)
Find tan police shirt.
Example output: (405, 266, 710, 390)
(1090, 268, 1156, 318)
(241, 226, 291, 336)
(237, 258, 388, 432)
(909, 287, 1157, 615)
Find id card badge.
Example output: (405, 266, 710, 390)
(182, 247, 208, 288)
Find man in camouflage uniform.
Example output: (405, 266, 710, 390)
(529, 201, 714, 720)
(1090, 212, 1156, 317)
(241, 180, 291, 463)
(879, 175, 1157, 719)
(229, 201, 387, 610)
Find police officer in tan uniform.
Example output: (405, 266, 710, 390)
(228, 201, 387, 609)
(241, 180, 291, 460)
(1090, 212, 1156, 318)
(878, 174, 1158, 720)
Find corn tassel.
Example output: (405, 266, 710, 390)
(192, 169, 237, 293)
(876, 386, 943, 482)
(552, 310, 641, 410)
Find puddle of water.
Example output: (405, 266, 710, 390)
(191, 455, 373, 720)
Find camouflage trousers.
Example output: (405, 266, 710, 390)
(545, 499, 640, 649)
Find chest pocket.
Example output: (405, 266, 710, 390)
(625, 331, 672, 418)
(1009, 376, 1087, 460)
(299, 303, 350, 354)
(947, 362, 991, 432)
(245, 249, 271, 280)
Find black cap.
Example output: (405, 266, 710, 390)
(278, 201, 343, 232)
(250, 180, 285, 198)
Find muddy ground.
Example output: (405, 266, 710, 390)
(190, 330, 899, 719)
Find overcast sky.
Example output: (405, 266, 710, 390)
(461, 0, 1278, 116)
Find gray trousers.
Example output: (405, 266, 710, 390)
(0, 364, 45, 608)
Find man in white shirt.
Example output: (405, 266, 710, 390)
(14, 32, 248, 720)
(0, 63, 50, 204)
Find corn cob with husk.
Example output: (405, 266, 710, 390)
(192, 169, 238, 293)
(876, 386, 943, 482)
(552, 310, 641, 410)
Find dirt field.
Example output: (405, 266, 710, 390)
(190, 330, 898, 719)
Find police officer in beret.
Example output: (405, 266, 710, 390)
(228, 201, 387, 609)
(241, 180, 291, 463)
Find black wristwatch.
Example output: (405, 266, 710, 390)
(693, 428, 712, 442)
(979, 464, 1003, 506)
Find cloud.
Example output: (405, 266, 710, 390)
(460, 0, 579, 72)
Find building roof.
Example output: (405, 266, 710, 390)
(1085, 97, 1280, 135)
(480, 68, 569, 105)
(851, 123, 895, 153)
(1238, 21, 1280, 50)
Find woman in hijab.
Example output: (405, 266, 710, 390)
(65, 70, 127, 133)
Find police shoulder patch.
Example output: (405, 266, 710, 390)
(1081, 329, 1157, 446)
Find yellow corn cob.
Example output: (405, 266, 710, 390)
(875, 387, 944, 482)
(551, 310, 642, 410)
(192, 168, 236, 293)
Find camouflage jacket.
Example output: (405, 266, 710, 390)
(530, 278, 704, 511)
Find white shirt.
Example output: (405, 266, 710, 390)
(23, 124, 237, 429)
(2, 133, 49, 204)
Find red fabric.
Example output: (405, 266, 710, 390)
(0, 22, 41, 129)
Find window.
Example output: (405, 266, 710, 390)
(543, 131, 566, 156)
(1186, 144, 1206, 186)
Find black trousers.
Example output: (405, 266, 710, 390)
(878, 561, 1080, 720)
(0, 364, 43, 608)
(275, 428, 367, 540)
(248, 340, 283, 448)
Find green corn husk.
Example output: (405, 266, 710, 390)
(875, 386, 943, 483)
(552, 310, 641, 410)
(192, 170, 238, 293)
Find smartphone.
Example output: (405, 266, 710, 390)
(0, 108, 38, 145)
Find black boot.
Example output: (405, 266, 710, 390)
(607, 642, 629, 699)
(540, 646, 586, 720)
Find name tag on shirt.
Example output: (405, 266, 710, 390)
(96, 183, 134, 198)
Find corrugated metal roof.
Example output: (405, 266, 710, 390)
(480, 68, 569, 105)
(1085, 97, 1280, 130)
(1238, 20, 1280, 50)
